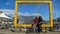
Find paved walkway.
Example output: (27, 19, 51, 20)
(0, 29, 60, 34)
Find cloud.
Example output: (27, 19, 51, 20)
(23, 13, 31, 16)
(0, 9, 14, 16)
(32, 13, 41, 16)
(18, 12, 42, 16)
(18, 12, 31, 16)
(0, 9, 42, 17)
(6, 2, 10, 5)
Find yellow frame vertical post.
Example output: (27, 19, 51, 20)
(14, 2, 18, 26)
(14, 1, 53, 27)
(49, 1, 53, 27)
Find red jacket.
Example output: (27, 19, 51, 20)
(34, 17, 38, 24)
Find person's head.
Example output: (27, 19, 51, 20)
(34, 15, 38, 19)
(39, 16, 42, 19)
(34, 16, 38, 20)
(38, 16, 42, 21)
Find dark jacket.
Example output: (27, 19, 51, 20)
(38, 16, 42, 24)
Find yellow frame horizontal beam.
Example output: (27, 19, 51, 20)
(14, 1, 53, 27)
(16, 0, 52, 1)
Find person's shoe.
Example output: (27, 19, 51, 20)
(11, 30, 15, 32)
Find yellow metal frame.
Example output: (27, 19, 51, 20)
(14, 1, 53, 27)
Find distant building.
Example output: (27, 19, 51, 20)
(0, 11, 13, 24)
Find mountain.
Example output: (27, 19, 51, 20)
(18, 16, 35, 24)
(18, 16, 48, 24)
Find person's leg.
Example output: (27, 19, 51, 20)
(33, 24, 36, 32)
(40, 26, 42, 32)
(38, 24, 40, 32)
(35, 24, 38, 32)
(37, 24, 39, 32)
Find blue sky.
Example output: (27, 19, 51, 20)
(0, 0, 60, 20)
(18, 4, 49, 20)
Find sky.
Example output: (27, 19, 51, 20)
(18, 4, 49, 20)
(0, 0, 60, 20)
